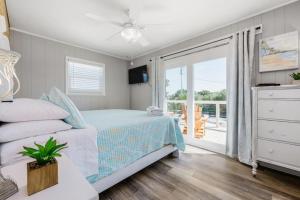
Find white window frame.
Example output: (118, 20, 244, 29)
(65, 56, 105, 96)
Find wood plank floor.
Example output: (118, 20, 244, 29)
(99, 146, 300, 200)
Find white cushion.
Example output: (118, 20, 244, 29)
(0, 98, 69, 122)
(0, 120, 72, 143)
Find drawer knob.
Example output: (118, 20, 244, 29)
(268, 149, 274, 153)
(269, 92, 274, 96)
(269, 129, 274, 133)
(269, 108, 274, 112)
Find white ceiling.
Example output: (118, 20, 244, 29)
(7, 0, 296, 60)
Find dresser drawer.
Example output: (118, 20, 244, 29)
(258, 89, 300, 99)
(258, 120, 300, 144)
(258, 100, 300, 121)
(257, 139, 300, 167)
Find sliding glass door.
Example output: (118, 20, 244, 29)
(164, 45, 229, 154)
(165, 66, 188, 134)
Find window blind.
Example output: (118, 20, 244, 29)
(66, 57, 105, 95)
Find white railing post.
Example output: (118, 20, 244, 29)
(216, 102, 220, 128)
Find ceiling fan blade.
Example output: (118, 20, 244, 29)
(85, 13, 103, 21)
(109, 21, 124, 27)
(138, 35, 150, 47)
(106, 29, 123, 41)
(85, 13, 123, 27)
(128, 0, 142, 22)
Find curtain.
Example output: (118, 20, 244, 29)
(150, 57, 158, 107)
(226, 27, 256, 164)
(151, 56, 165, 108)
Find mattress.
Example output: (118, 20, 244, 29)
(82, 109, 185, 183)
(0, 125, 98, 177)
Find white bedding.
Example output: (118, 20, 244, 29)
(0, 125, 98, 177)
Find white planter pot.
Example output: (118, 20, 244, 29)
(292, 80, 300, 85)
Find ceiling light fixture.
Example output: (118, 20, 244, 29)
(121, 26, 141, 43)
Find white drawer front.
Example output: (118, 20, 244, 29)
(257, 139, 300, 167)
(258, 100, 300, 121)
(258, 89, 300, 99)
(258, 120, 300, 144)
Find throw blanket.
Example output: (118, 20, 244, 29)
(81, 109, 185, 183)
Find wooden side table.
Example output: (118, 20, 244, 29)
(1, 156, 98, 200)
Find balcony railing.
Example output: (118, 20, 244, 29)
(166, 100, 226, 128)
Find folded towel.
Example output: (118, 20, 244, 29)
(147, 106, 164, 116)
(149, 110, 163, 116)
(146, 106, 162, 112)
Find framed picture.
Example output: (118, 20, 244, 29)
(259, 31, 299, 72)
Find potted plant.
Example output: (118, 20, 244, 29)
(19, 137, 67, 195)
(290, 72, 300, 85)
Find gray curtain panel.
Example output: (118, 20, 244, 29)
(226, 27, 255, 164)
(150, 57, 159, 107)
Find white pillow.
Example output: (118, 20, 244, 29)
(0, 120, 72, 143)
(0, 98, 69, 122)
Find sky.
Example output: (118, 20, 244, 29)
(165, 57, 227, 95)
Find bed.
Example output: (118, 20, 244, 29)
(0, 109, 185, 193)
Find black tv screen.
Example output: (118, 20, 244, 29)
(128, 65, 149, 84)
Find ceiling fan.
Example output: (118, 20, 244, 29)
(85, 1, 168, 47)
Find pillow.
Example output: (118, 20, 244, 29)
(0, 120, 72, 143)
(40, 93, 49, 101)
(44, 87, 87, 129)
(0, 98, 69, 122)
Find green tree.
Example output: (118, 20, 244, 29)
(214, 89, 226, 101)
(168, 89, 187, 100)
(169, 89, 227, 101)
(193, 89, 226, 101)
(167, 89, 227, 117)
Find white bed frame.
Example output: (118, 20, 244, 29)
(92, 145, 178, 193)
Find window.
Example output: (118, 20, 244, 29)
(66, 57, 105, 96)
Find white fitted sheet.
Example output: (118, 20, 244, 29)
(0, 125, 98, 177)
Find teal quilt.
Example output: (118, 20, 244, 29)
(81, 109, 185, 183)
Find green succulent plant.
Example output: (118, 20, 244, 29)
(19, 137, 67, 166)
(290, 72, 300, 80)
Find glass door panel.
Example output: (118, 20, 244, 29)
(193, 57, 227, 152)
(165, 66, 187, 134)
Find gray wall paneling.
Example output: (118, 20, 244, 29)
(130, 1, 300, 110)
(10, 30, 130, 110)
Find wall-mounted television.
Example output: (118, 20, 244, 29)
(128, 65, 149, 84)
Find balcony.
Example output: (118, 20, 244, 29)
(167, 100, 227, 145)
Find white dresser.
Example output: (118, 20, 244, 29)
(252, 85, 300, 176)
